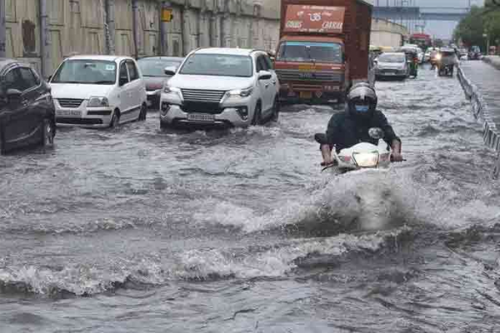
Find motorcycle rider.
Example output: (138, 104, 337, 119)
(315, 83, 403, 166)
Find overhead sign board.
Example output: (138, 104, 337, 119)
(284, 5, 346, 34)
(161, 8, 174, 22)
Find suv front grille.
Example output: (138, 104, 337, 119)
(181, 89, 226, 103)
(58, 98, 84, 108)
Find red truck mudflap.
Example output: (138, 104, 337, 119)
(275, 62, 347, 104)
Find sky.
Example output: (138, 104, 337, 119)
(377, 0, 485, 39)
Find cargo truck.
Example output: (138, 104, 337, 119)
(275, 0, 373, 104)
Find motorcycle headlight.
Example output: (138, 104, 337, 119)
(88, 96, 109, 107)
(352, 152, 379, 168)
(436, 54, 442, 61)
(226, 86, 254, 99)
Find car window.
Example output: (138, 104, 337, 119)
(263, 55, 273, 70)
(257, 55, 271, 72)
(19, 67, 38, 90)
(3, 68, 24, 91)
(126, 60, 139, 81)
(119, 62, 129, 84)
(256, 56, 264, 72)
(30, 68, 41, 86)
(51, 60, 117, 85)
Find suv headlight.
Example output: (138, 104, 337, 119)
(88, 96, 109, 107)
(163, 85, 181, 95)
(226, 86, 253, 98)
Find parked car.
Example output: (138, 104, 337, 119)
(160, 48, 279, 129)
(0, 58, 56, 154)
(137, 56, 184, 110)
(374, 52, 409, 80)
(49, 55, 147, 128)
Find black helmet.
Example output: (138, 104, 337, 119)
(346, 83, 377, 119)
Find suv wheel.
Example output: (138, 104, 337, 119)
(41, 119, 55, 148)
(251, 103, 262, 126)
(271, 98, 279, 122)
(110, 111, 120, 128)
(138, 104, 147, 121)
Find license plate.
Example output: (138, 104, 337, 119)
(300, 91, 313, 99)
(187, 113, 215, 122)
(57, 110, 81, 117)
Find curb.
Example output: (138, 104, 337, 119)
(457, 64, 500, 177)
(482, 56, 500, 71)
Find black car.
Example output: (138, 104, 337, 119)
(0, 58, 56, 154)
(137, 56, 184, 109)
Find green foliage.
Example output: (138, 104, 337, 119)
(454, 3, 500, 51)
(453, 6, 486, 50)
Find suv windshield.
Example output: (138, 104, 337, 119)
(179, 54, 253, 77)
(51, 60, 117, 85)
(277, 41, 343, 63)
(379, 54, 405, 63)
(138, 59, 182, 77)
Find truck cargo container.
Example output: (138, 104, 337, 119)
(275, 0, 373, 104)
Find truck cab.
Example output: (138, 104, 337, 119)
(275, 36, 349, 104)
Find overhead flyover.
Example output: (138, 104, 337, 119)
(373, 7, 470, 22)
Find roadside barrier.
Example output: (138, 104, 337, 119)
(457, 63, 500, 178)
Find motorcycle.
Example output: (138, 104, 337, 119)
(436, 49, 456, 77)
(321, 128, 392, 173)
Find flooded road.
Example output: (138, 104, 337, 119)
(1, 64, 500, 332)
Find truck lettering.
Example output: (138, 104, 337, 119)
(322, 21, 343, 30)
(286, 21, 302, 29)
(308, 13, 322, 22)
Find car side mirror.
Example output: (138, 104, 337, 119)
(119, 77, 128, 86)
(164, 66, 177, 76)
(7, 89, 22, 104)
(369, 127, 384, 140)
(258, 71, 272, 80)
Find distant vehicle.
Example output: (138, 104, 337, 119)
(0, 58, 56, 154)
(50, 55, 147, 128)
(409, 33, 432, 50)
(437, 48, 457, 77)
(275, 0, 373, 104)
(160, 48, 279, 129)
(137, 56, 184, 110)
(468, 46, 481, 60)
(374, 52, 409, 80)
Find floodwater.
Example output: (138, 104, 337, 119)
(1, 63, 500, 332)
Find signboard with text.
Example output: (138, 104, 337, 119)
(283, 5, 346, 34)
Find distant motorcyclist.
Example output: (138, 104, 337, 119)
(315, 83, 403, 166)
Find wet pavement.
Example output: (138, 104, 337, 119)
(1, 65, 500, 332)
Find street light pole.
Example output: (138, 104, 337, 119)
(0, 0, 5, 58)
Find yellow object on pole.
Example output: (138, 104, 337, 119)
(162, 8, 174, 22)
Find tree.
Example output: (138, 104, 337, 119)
(453, 6, 487, 50)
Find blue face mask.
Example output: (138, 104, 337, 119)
(354, 105, 370, 113)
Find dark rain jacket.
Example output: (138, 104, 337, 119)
(323, 110, 401, 153)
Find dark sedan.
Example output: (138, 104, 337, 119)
(0, 58, 56, 154)
(137, 56, 184, 109)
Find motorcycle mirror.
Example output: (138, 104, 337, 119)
(368, 127, 384, 140)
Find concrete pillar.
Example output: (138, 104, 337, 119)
(104, 0, 115, 55)
(181, 7, 190, 55)
(132, 0, 140, 58)
(39, 0, 51, 78)
(0, 0, 5, 58)
(160, 1, 171, 55)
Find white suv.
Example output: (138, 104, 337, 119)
(50, 55, 147, 128)
(160, 48, 279, 128)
